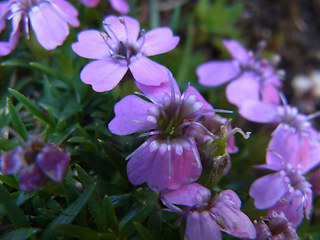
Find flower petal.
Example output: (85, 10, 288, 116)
(129, 55, 169, 86)
(18, 164, 48, 191)
(185, 211, 222, 240)
(36, 143, 70, 182)
(197, 61, 240, 86)
(222, 39, 249, 63)
(239, 100, 281, 123)
(1, 146, 25, 175)
(226, 74, 260, 107)
(108, 95, 158, 135)
(50, 0, 79, 27)
(103, 15, 139, 44)
(161, 183, 211, 207)
(80, 0, 100, 7)
(80, 59, 128, 92)
(29, 3, 69, 50)
(72, 30, 109, 59)
(127, 138, 202, 191)
(109, 0, 130, 14)
(139, 27, 179, 56)
(249, 172, 288, 209)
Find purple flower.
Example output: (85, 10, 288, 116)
(0, 0, 79, 56)
(196, 40, 282, 108)
(80, 0, 129, 14)
(240, 100, 320, 173)
(72, 15, 180, 92)
(249, 153, 312, 227)
(1, 135, 70, 191)
(108, 76, 229, 191)
(161, 183, 256, 240)
(254, 211, 298, 240)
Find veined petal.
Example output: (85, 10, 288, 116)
(29, 3, 69, 50)
(197, 61, 239, 86)
(239, 100, 281, 123)
(103, 15, 139, 44)
(80, 59, 128, 92)
(72, 30, 109, 59)
(109, 0, 130, 14)
(185, 211, 222, 240)
(161, 183, 211, 207)
(249, 172, 288, 209)
(50, 0, 79, 27)
(222, 39, 250, 63)
(183, 86, 214, 116)
(108, 95, 158, 135)
(129, 55, 169, 86)
(226, 74, 260, 107)
(139, 27, 179, 56)
(127, 138, 202, 191)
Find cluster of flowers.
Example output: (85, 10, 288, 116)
(1, 0, 320, 239)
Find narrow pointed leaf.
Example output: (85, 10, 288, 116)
(0, 228, 39, 240)
(7, 98, 28, 141)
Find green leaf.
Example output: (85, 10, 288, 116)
(0, 184, 30, 228)
(40, 185, 94, 240)
(119, 192, 157, 239)
(7, 98, 28, 141)
(0, 138, 19, 151)
(8, 88, 49, 124)
(0, 228, 39, 240)
(29, 62, 72, 85)
(76, 165, 108, 232)
(1, 59, 30, 68)
(53, 224, 117, 240)
(103, 195, 119, 234)
(0, 175, 19, 189)
(134, 222, 153, 240)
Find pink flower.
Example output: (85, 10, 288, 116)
(1, 135, 70, 191)
(108, 76, 229, 191)
(196, 40, 282, 108)
(72, 15, 180, 92)
(240, 100, 320, 173)
(0, 0, 79, 56)
(254, 211, 298, 240)
(161, 183, 256, 240)
(80, 0, 129, 14)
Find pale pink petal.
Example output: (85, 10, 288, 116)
(109, 0, 130, 14)
(197, 61, 240, 86)
(139, 27, 179, 56)
(81, 0, 100, 7)
(108, 95, 158, 135)
(226, 74, 260, 107)
(217, 189, 241, 209)
(0, 2, 9, 32)
(129, 55, 169, 86)
(72, 30, 109, 59)
(261, 81, 281, 104)
(249, 172, 288, 209)
(239, 100, 281, 123)
(161, 183, 211, 206)
(222, 39, 249, 63)
(103, 15, 139, 44)
(80, 59, 128, 92)
(29, 4, 69, 50)
(127, 138, 202, 191)
(183, 86, 214, 112)
(186, 211, 222, 240)
(135, 75, 181, 105)
(50, 0, 80, 27)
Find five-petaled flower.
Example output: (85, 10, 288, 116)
(161, 183, 257, 240)
(0, 0, 79, 56)
(1, 135, 70, 191)
(72, 15, 180, 92)
(196, 40, 282, 108)
(108, 76, 230, 191)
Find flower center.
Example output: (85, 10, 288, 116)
(279, 105, 310, 131)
